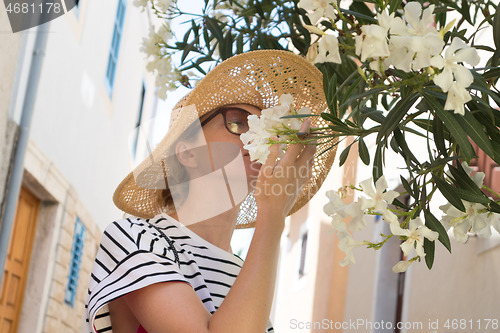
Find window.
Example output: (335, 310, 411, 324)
(64, 218, 86, 307)
(104, 0, 127, 97)
(298, 231, 308, 278)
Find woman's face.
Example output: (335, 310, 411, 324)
(200, 104, 262, 186)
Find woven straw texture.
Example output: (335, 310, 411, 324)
(113, 50, 337, 228)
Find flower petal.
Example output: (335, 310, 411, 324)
(392, 260, 413, 273)
(455, 46, 480, 67)
(403, 2, 423, 31)
(433, 67, 454, 92)
(452, 64, 474, 88)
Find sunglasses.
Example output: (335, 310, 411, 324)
(200, 107, 252, 135)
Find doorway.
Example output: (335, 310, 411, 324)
(0, 187, 40, 333)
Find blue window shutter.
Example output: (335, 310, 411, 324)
(104, 0, 127, 97)
(64, 217, 86, 307)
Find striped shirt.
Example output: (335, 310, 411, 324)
(85, 214, 275, 332)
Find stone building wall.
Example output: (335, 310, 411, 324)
(17, 141, 102, 333)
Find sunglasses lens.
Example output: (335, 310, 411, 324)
(224, 108, 250, 134)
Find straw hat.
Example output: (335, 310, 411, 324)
(113, 50, 337, 228)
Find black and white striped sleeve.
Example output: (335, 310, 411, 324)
(86, 219, 187, 333)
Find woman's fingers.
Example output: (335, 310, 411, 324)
(261, 142, 280, 177)
(296, 143, 316, 169)
(280, 119, 311, 165)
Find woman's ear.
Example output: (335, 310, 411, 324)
(175, 141, 198, 168)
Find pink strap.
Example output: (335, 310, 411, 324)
(137, 325, 148, 333)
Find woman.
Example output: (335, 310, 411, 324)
(85, 50, 336, 333)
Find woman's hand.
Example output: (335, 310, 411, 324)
(254, 119, 316, 224)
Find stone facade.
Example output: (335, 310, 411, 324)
(16, 141, 101, 333)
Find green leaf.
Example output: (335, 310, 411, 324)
(204, 16, 224, 43)
(339, 8, 377, 23)
(470, 82, 500, 106)
(358, 138, 370, 165)
(454, 188, 490, 205)
(349, 1, 375, 24)
(328, 74, 338, 116)
(360, 108, 386, 125)
(461, 0, 472, 25)
(373, 144, 383, 182)
(388, 0, 403, 14)
(432, 174, 466, 212)
(457, 111, 495, 159)
(181, 39, 198, 63)
(424, 209, 452, 253)
(392, 197, 409, 210)
(423, 92, 476, 161)
(236, 34, 244, 54)
(448, 163, 484, 196)
(321, 112, 347, 128)
(494, 4, 500, 51)
(400, 176, 414, 198)
(339, 142, 354, 166)
(423, 238, 435, 269)
(340, 76, 365, 115)
(393, 128, 420, 166)
(376, 93, 418, 143)
(482, 67, 500, 81)
(432, 117, 448, 157)
(490, 201, 500, 214)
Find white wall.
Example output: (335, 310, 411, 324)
(10, 0, 158, 230)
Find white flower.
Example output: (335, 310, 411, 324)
(402, 2, 437, 36)
(314, 34, 341, 64)
(387, 3, 444, 71)
(323, 191, 349, 232)
(239, 115, 272, 164)
(485, 212, 500, 234)
(154, 0, 174, 12)
(392, 260, 413, 273)
(141, 27, 165, 58)
(304, 24, 326, 36)
(383, 209, 410, 237)
(240, 94, 305, 164)
(387, 38, 414, 72)
(133, 0, 150, 11)
(331, 216, 348, 233)
(338, 233, 367, 266)
(355, 24, 390, 62)
(359, 176, 400, 213)
(149, 56, 181, 99)
(377, 11, 397, 31)
(298, 0, 337, 24)
(157, 24, 173, 43)
(440, 201, 488, 243)
(324, 190, 345, 216)
(391, 217, 439, 258)
(344, 202, 367, 232)
(431, 38, 480, 92)
(443, 82, 472, 116)
(306, 42, 319, 64)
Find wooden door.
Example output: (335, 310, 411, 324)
(0, 187, 40, 333)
